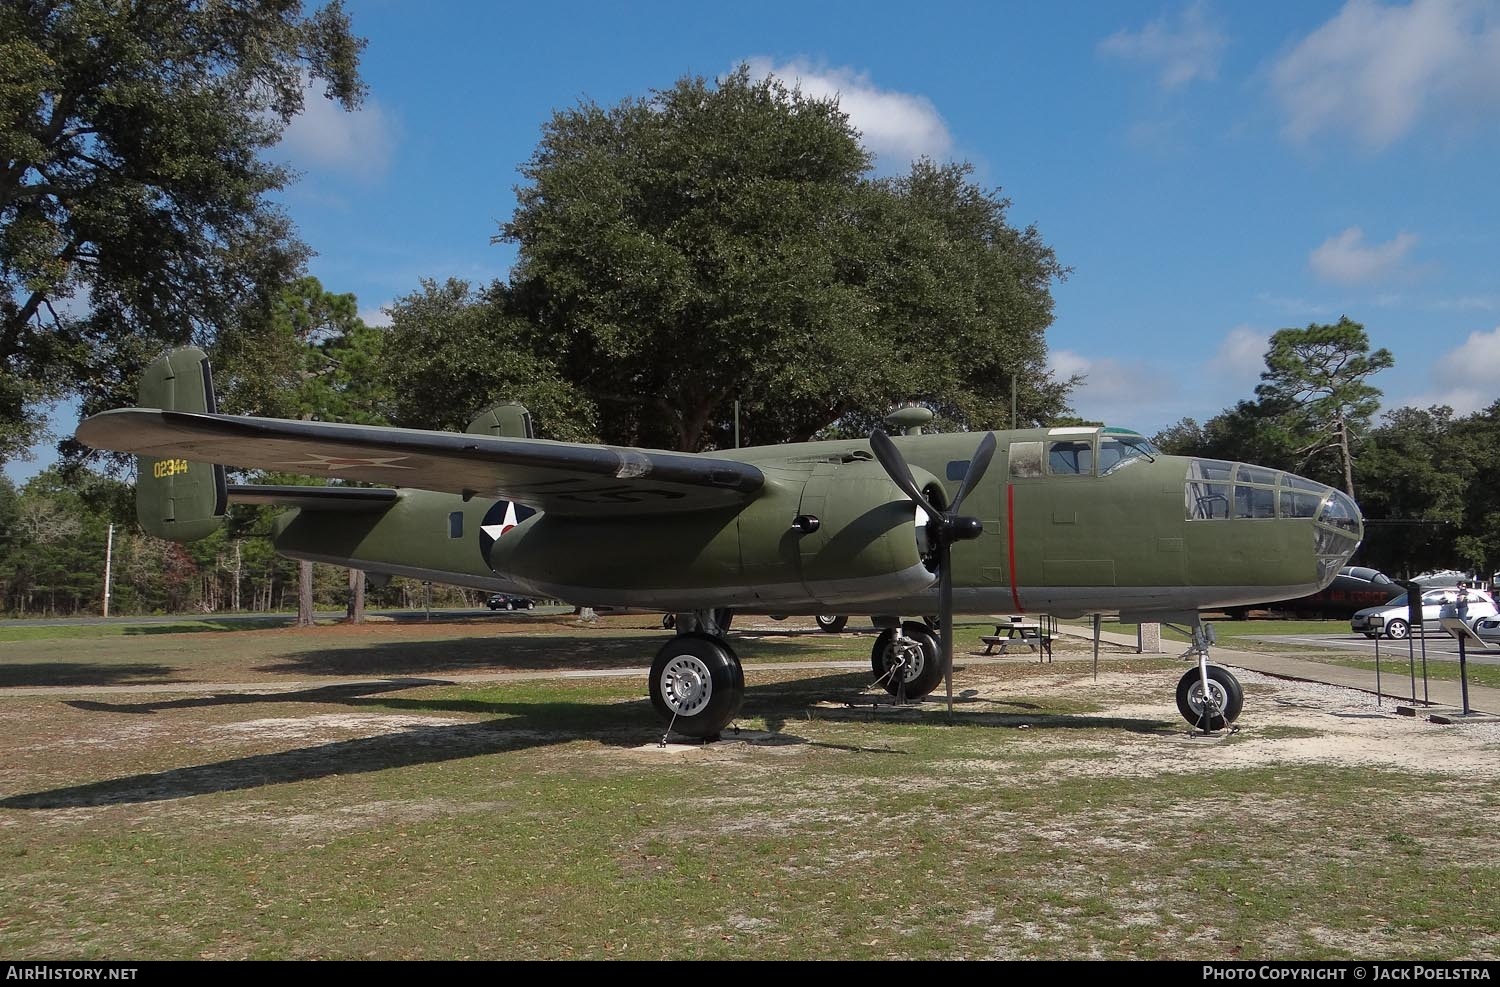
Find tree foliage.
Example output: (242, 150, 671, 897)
(0, 0, 366, 465)
(378, 278, 596, 442)
(1254, 317, 1394, 496)
(500, 67, 1070, 451)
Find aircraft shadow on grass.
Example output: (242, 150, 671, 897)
(2, 663, 1173, 810)
(0, 662, 183, 689)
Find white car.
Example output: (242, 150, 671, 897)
(1475, 615, 1500, 647)
(1350, 588, 1497, 640)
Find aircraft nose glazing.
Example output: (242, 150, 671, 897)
(1293, 476, 1364, 585)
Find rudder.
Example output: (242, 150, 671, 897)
(135, 346, 227, 541)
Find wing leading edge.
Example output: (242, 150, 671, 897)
(77, 409, 764, 516)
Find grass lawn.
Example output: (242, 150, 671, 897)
(2, 615, 1497, 960)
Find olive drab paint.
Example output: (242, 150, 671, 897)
(133, 347, 227, 542)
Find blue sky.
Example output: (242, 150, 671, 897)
(10, 0, 1500, 481)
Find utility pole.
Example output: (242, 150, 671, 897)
(102, 523, 113, 617)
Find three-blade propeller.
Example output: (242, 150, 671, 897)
(869, 428, 998, 713)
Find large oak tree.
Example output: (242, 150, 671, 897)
(0, 0, 365, 464)
(499, 67, 1071, 451)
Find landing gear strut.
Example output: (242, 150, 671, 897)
(1172, 622, 1244, 732)
(870, 621, 944, 701)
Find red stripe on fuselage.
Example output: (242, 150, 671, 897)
(1007, 483, 1023, 613)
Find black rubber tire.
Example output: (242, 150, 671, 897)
(815, 615, 848, 633)
(870, 622, 944, 700)
(1175, 665, 1244, 731)
(649, 634, 743, 740)
(1362, 633, 1378, 639)
(1385, 618, 1410, 640)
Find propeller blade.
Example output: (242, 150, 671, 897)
(868, 428, 941, 519)
(948, 431, 998, 516)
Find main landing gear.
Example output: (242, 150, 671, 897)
(1173, 622, 1244, 732)
(650, 611, 953, 740)
(651, 609, 743, 740)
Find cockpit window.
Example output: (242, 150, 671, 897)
(1048, 440, 1093, 475)
(1098, 435, 1157, 475)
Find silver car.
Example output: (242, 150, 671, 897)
(1351, 588, 1497, 639)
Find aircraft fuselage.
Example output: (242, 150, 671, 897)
(271, 426, 1363, 619)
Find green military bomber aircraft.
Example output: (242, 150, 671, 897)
(76, 347, 1365, 739)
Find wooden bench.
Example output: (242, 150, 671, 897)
(980, 619, 1052, 660)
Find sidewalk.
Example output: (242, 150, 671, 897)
(1058, 625, 1500, 716)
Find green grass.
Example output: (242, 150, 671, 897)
(1, 619, 1498, 959)
(1313, 655, 1500, 690)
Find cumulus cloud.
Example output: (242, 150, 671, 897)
(358, 303, 392, 328)
(743, 58, 952, 164)
(1270, 0, 1500, 149)
(1208, 325, 1269, 388)
(279, 86, 399, 180)
(1047, 348, 1179, 427)
(1308, 227, 1418, 284)
(1098, 1, 1227, 89)
(1403, 325, 1500, 414)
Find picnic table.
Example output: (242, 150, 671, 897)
(980, 617, 1053, 661)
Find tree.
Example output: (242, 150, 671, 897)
(379, 278, 596, 441)
(500, 67, 1070, 451)
(1255, 317, 1394, 497)
(1, 0, 366, 465)
(218, 275, 388, 624)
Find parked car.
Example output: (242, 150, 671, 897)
(1351, 588, 1497, 639)
(1474, 615, 1500, 647)
(487, 593, 534, 611)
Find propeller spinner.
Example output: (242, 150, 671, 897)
(869, 428, 997, 714)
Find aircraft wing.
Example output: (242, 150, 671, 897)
(76, 409, 764, 516)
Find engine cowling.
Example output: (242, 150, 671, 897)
(792, 458, 940, 605)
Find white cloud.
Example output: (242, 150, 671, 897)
(1270, 0, 1500, 149)
(1208, 325, 1268, 388)
(279, 86, 399, 180)
(1049, 325, 1278, 436)
(1308, 227, 1418, 284)
(358, 303, 392, 328)
(743, 58, 952, 164)
(1098, 2, 1227, 89)
(1048, 349, 1178, 426)
(1403, 325, 1500, 414)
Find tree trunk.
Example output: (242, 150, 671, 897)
(346, 568, 365, 623)
(297, 559, 314, 627)
(1337, 415, 1356, 497)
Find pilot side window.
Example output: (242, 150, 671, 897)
(448, 511, 464, 538)
(1048, 440, 1093, 475)
(1008, 441, 1044, 478)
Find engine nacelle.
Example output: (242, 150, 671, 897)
(487, 458, 938, 610)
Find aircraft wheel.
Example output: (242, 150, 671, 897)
(815, 615, 848, 633)
(1175, 666, 1244, 732)
(649, 634, 743, 740)
(1384, 619, 1410, 640)
(871, 623, 943, 699)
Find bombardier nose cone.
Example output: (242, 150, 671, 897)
(1291, 477, 1364, 588)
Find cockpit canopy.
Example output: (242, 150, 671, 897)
(1008, 426, 1160, 479)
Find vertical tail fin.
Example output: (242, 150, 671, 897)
(135, 346, 227, 541)
(466, 402, 535, 439)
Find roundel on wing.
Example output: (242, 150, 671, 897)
(479, 499, 537, 570)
